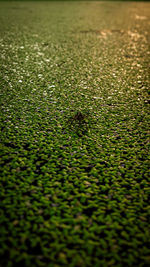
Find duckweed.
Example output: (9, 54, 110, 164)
(0, 1, 150, 267)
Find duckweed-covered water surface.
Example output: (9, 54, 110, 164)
(0, 1, 150, 266)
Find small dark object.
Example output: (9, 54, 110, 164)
(67, 111, 89, 136)
(72, 111, 86, 122)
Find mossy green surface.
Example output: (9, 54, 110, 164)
(0, 1, 150, 266)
